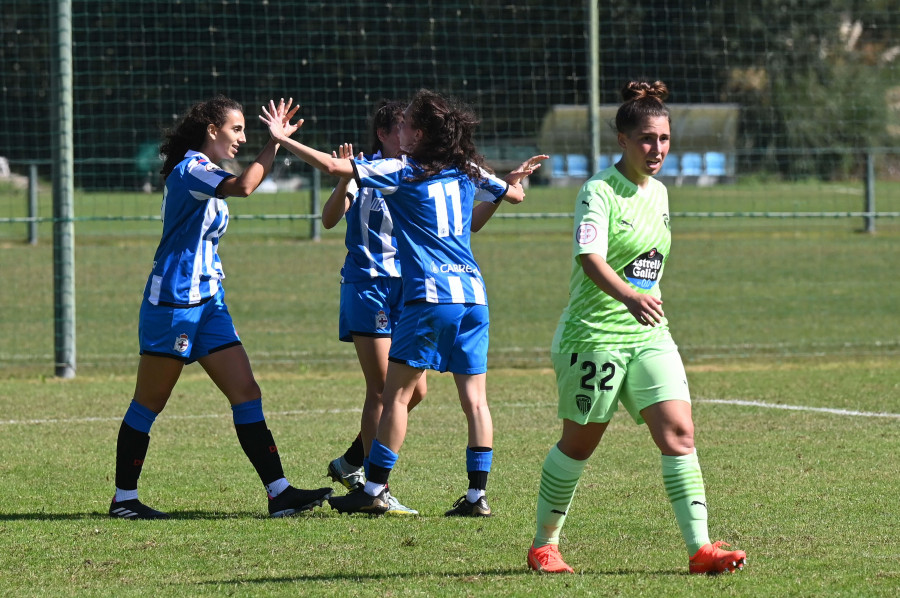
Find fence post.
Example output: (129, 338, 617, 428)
(310, 168, 321, 241)
(864, 150, 875, 234)
(28, 164, 38, 245)
(51, 0, 76, 378)
(587, 0, 600, 172)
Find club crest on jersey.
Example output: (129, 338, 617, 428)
(174, 333, 190, 353)
(375, 310, 389, 330)
(577, 223, 597, 245)
(576, 394, 592, 415)
(624, 248, 664, 289)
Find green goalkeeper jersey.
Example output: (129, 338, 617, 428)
(552, 166, 672, 352)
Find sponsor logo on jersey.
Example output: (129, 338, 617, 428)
(624, 248, 664, 289)
(430, 259, 480, 275)
(576, 223, 597, 245)
(439, 263, 480, 275)
(619, 218, 635, 231)
(174, 333, 190, 353)
(576, 394, 592, 415)
(375, 310, 388, 330)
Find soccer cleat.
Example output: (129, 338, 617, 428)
(327, 457, 366, 491)
(384, 490, 419, 516)
(444, 495, 492, 517)
(689, 541, 747, 574)
(268, 485, 333, 518)
(109, 498, 170, 520)
(528, 543, 574, 574)
(328, 487, 390, 515)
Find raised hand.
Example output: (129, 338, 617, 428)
(505, 154, 550, 185)
(260, 98, 303, 142)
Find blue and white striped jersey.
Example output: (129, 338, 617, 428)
(352, 155, 508, 305)
(144, 150, 233, 306)
(340, 151, 401, 282)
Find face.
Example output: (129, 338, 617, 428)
(617, 115, 670, 185)
(202, 109, 246, 162)
(398, 106, 422, 154)
(379, 116, 404, 159)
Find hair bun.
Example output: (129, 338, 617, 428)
(621, 80, 669, 103)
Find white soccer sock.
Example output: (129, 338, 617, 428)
(114, 488, 138, 502)
(265, 477, 290, 498)
(363, 481, 385, 497)
(466, 488, 485, 503)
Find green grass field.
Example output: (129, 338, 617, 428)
(1, 181, 898, 596)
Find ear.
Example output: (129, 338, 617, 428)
(617, 132, 627, 150)
(376, 127, 388, 144)
(207, 123, 218, 139)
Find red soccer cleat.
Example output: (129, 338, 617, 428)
(528, 543, 574, 574)
(689, 541, 747, 574)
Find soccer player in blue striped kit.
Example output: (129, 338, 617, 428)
(109, 96, 332, 520)
(262, 89, 536, 515)
(323, 100, 548, 516)
(321, 100, 428, 516)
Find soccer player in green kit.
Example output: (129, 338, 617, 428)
(526, 80, 747, 575)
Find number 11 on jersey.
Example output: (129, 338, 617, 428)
(428, 180, 463, 238)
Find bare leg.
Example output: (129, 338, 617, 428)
(374, 361, 424, 453)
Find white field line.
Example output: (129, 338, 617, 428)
(698, 398, 900, 419)
(0, 398, 897, 426)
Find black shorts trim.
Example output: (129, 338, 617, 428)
(206, 340, 243, 355)
(155, 294, 215, 309)
(344, 331, 392, 342)
(140, 350, 190, 363)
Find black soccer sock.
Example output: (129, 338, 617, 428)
(468, 470, 489, 491)
(466, 446, 493, 491)
(234, 420, 285, 486)
(114, 421, 150, 491)
(342, 433, 365, 467)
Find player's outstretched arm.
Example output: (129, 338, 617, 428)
(471, 155, 549, 232)
(260, 99, 354, 179)
(219, 98, 300, 197)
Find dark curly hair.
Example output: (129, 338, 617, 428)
(615, 80, 670, 135)
(159, 95, 243, 178)
(403, 89, 486, 182)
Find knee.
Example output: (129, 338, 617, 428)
(659, 423, 695, 455)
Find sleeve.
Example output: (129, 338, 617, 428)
(184, 158, 234, 200)
(352, 156, 405, 195)
(345, 178, 359, 201)
(574, 183, 610, 261)
(473, 168, 509, 203)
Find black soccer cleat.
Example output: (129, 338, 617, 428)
(109, 498, 170, 520)
(444, 495, 492, 517)
(268, 486, 333, 518)
(328, 487, 390, 515)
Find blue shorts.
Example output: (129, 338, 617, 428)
(339, 277, 403, 342)
(138, 287, 241, 364)
(388, 302, 489, 374)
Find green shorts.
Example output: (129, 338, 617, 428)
(552, 335, 691, 425)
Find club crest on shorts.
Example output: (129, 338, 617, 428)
(576, 394, 592, 415)
(375, 310, 388, 331)
(174, 333, 190, 353)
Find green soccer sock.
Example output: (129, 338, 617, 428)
(661, 450, 711, 555)
(534, 444, 587, 548)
